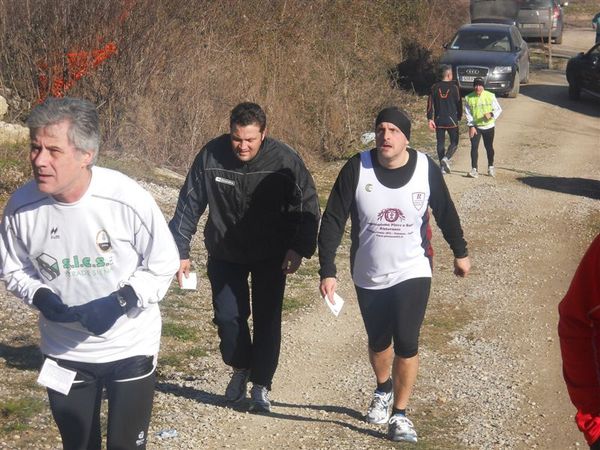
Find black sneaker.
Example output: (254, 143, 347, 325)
(225, 368, 249, 402)
(249, 384, 271, 413)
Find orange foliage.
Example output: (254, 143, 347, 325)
(36, 0, 133, 102)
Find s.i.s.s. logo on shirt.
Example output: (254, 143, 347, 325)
(36, 253, 60, 281)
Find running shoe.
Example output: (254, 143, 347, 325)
(488, 166, 496, 177)
(467, 168, 479, 178)
(441, 157, 451, 174)
(225, 368, 249, 402)
(364, 390, 393, 424)
(388, 414, 418, 443)
(249, 384, 271, 413)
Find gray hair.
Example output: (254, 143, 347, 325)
(27, 97, 100, 165)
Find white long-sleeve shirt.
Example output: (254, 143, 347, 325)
(0, 166, 180, 363)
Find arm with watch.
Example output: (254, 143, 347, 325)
(70, 284, 140, 335)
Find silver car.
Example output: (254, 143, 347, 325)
(517, 0, 568, 44)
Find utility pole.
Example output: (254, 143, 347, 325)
(548, 6, 553, 68)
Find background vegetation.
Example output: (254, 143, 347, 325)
(0, 0, 468, 170)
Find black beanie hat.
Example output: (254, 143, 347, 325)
(473, 77, 485, 87)
(375, 107, 411, 140)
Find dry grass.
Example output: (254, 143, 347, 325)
(0, 0, 467, 171)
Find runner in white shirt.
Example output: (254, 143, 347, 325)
(319, 106, 471, 444)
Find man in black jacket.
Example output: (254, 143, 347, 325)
(426, 64, 462, 174)
(169, 102, 320, 413)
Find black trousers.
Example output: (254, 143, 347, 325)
(470, 126, 495, 169)
(435, 127, 459, 163)
(207, 256, 286, 390)
(46, 355, 155, 450)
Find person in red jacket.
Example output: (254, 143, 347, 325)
(558, 233, 600, 449)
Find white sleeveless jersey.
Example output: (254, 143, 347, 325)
(352, 151, 433, 289)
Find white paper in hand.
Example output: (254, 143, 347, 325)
(180, 272, 197, 290)
(37, 358, 77, 395)
(323, 292, 344, 316)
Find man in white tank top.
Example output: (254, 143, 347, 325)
(319, 107, 471, 443)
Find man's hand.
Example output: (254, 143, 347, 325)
(32, 288, 79, 322)
(484, 112, 493, 120)
(428, 119, 436, 131)
(469, 127, 477, 138)
(176, 259, 192, 287)
(71, 294, 125, 335)
(454, 256, 471, 277)
(282, 249, 302, 275)
(320, 277, 337, 304)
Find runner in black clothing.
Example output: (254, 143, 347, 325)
(427, 64, 462, 175)
(169, 102, 319, 414)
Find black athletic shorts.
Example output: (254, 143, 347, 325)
(355, 277, 431, 358)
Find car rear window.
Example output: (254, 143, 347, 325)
(450, 30, 512, 52)
(519, 0, 552, 9)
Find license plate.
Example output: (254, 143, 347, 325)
(521, 23, 541, 28)
(461, 76, 476, 82)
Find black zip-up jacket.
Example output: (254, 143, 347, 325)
(426, 80, 463, 128)
(169, 134, 320, 264)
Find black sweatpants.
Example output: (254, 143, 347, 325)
(46, 355, 155, 450)
(470, 126, 495, 169)
(435, 127, 459, 163)
(207, 256, 286, 390)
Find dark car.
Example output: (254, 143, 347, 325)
(517, 0, 567, 44)
(566, 43, 600, 101)
(440, 23, 530, 98)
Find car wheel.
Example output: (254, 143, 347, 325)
(508, 71, 520, 98)
(568, 81, 580, 100)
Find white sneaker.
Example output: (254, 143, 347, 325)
(467, 168, 479, 178)
(249, 384, 271, 413)
(388, 414, 418, 443)
(225, 368, 249, 402)
(441, 157, 451, 174)
(365, 390, 393, 424)
(488, 166, 496, 177)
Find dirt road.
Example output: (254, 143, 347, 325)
(0, 28, 598, 450)
(147, 28, 600, 449)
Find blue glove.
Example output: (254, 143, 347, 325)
(32, 288, 79, 322)
(71, 285, 138, 335)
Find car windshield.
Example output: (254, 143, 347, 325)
(450, 30, 512, 52)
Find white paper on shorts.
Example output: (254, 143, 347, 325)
(180, 272, 197, 290)
(37, 358, 77, 395)
(322, 292, 344, 316)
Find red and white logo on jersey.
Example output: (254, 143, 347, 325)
(377, 208, 405, 223)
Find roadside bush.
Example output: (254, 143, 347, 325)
(0, 0, 466, 169)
